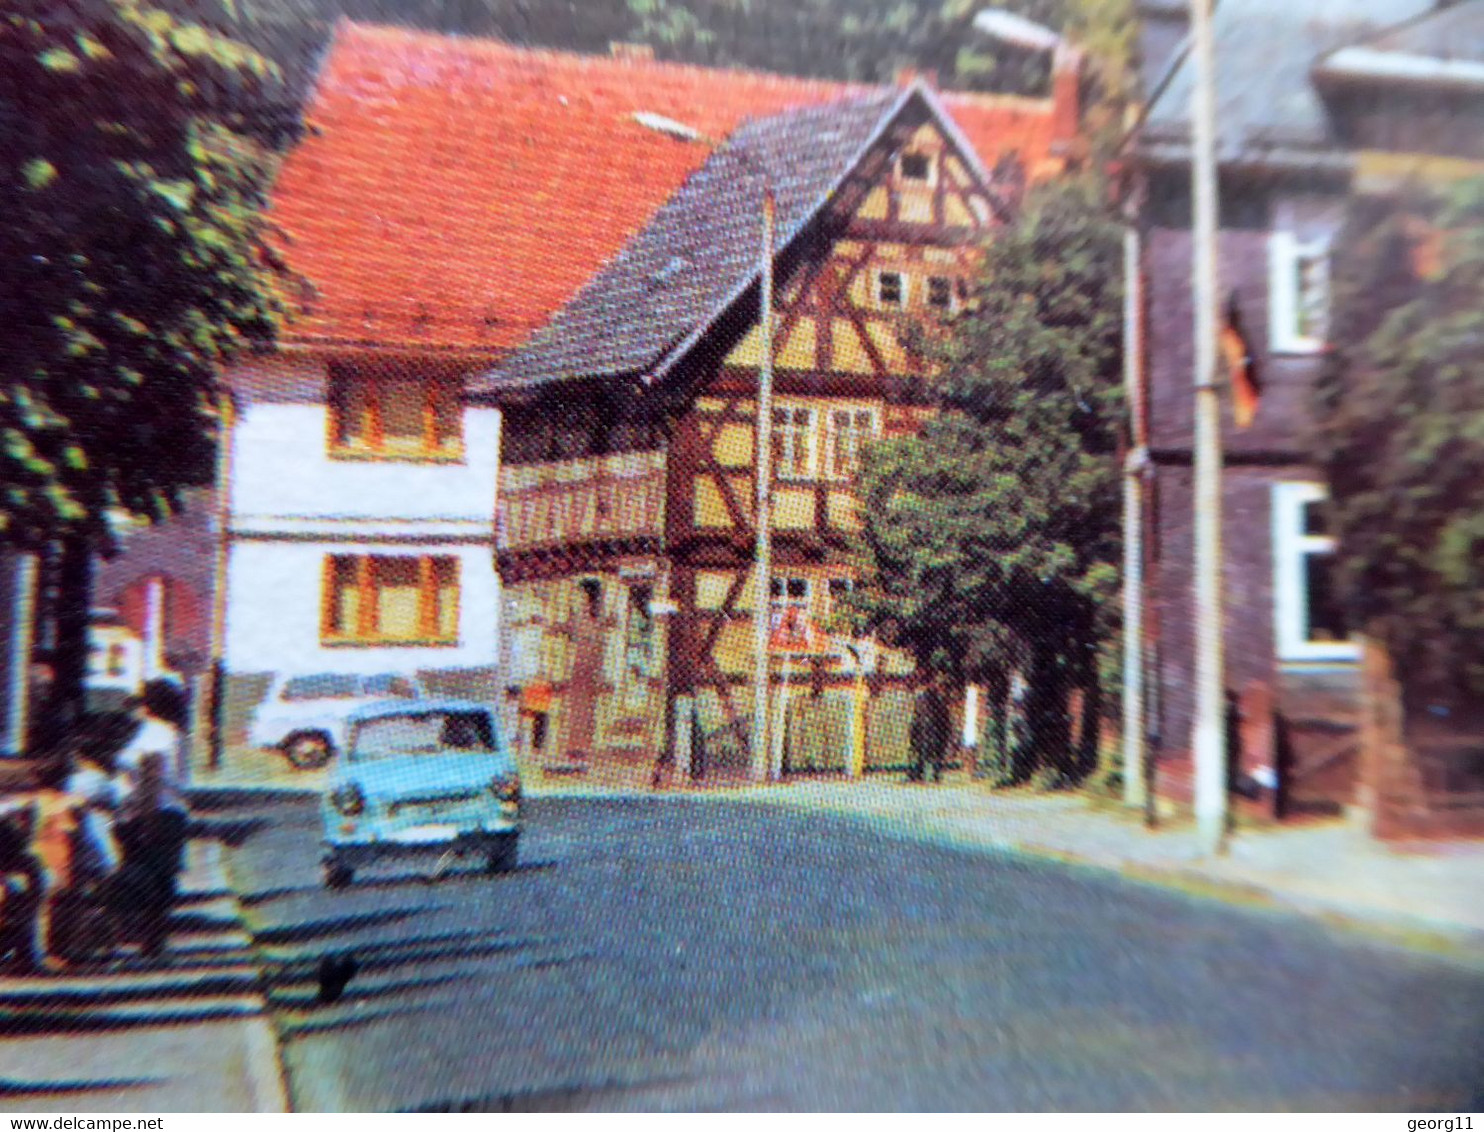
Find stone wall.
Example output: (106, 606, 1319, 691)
(1362, 641, 1484, 839)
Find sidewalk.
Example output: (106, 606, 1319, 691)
(187, 743, 326, 798)
(706, 777, 1484, 955)
(0, 839, 286, 1112)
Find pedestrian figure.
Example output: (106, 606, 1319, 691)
(908, 674, 953, 784)
(111, 685, 189, 958)
(0, 801, 45, 971)
(116, 681, 187, 794)
(113, 751, 188, 957)
(66, 744, 122, 888)
(23, 758, 84, 972)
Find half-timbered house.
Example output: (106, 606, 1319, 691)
(94, 22, 1075, 785)
(482, 85, 1045, 781)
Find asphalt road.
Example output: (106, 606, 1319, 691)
(212, 793, 1484, 1112)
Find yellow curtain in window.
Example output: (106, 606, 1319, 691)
(374, 557, 422, 639)
(336, 587, 360, 637)
(435, 558, 460, 641)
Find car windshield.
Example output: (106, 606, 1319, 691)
(280, 673, 418, 701)
(351, 711, 496, 761)
(282, 674, 361, 701)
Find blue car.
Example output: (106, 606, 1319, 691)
(320, 699, 522, 888)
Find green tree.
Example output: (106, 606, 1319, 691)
(1315, 177, 1484, 707)
(611, 0, 1068, 94)
(621, 0, 1139, 103)
(2, 0, 291, 719)
(239, 0, 1101, 95)
(849, 175, 1124, 784)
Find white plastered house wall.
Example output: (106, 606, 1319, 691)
(223, 353, 502, 681)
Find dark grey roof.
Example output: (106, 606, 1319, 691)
(474, 84, 981, 394)
(1141, 0, 1436, 163)
(1347, 0, 1484, 59)
(1316, 0, 1484, 89)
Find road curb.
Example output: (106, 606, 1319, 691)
(1113, 856, 1484, 959)
(1003, 836, 1484, 960)
(186, 785, 320, 808)
(202, 838, 292, 1113)
(243, 1012, 291, 1113)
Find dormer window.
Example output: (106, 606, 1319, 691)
(876, 270, 906, 309)
(899, 152, 933, 183)
(329, 366, 463, 462)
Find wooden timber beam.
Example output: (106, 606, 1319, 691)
(843, 219, 979, 246)
(497, 536, 663, 584)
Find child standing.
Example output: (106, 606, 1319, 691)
(26, 758, 82, 972)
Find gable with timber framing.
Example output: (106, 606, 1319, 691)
(720, 118, 995, 382)
(485, 85, 1018, 776)
(685, 111, 995, 553)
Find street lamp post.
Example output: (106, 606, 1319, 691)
(631, 112, 778, 781)
(750, 186, 777, 782)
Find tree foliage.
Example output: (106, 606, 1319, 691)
(241, 0, 1138, 100)
(849, 176, 1124, 782)
(1315, 177, 1484, 706)
(0, 0, 290, 551)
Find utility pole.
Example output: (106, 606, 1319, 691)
(749, 186, 777, 782)
(628, 113, 778, 782)
(1189, 0, 1228, 855)
(206, 390, 236, 771)
(1122, 223, 1148, 811)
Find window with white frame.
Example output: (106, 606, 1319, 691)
(825, 407, 879, 480)
(875, 270, 906, 310)
(1271, 482, 1358, 662)
(769, 575, 812, 634)
(1268, 231, 1331, 354)
(772, 404, 817, 480)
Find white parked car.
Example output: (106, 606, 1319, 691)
(249, 672, 427, 770)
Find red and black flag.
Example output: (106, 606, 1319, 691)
(1220, 290, 1260, 428)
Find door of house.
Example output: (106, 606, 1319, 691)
(562, 580, 605, 762)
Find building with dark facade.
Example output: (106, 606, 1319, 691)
(1129, 0, 1484, 824)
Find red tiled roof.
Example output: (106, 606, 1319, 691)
(270, 22, 1067, 353)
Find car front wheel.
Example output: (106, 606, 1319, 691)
(283, 731, 334, 770)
